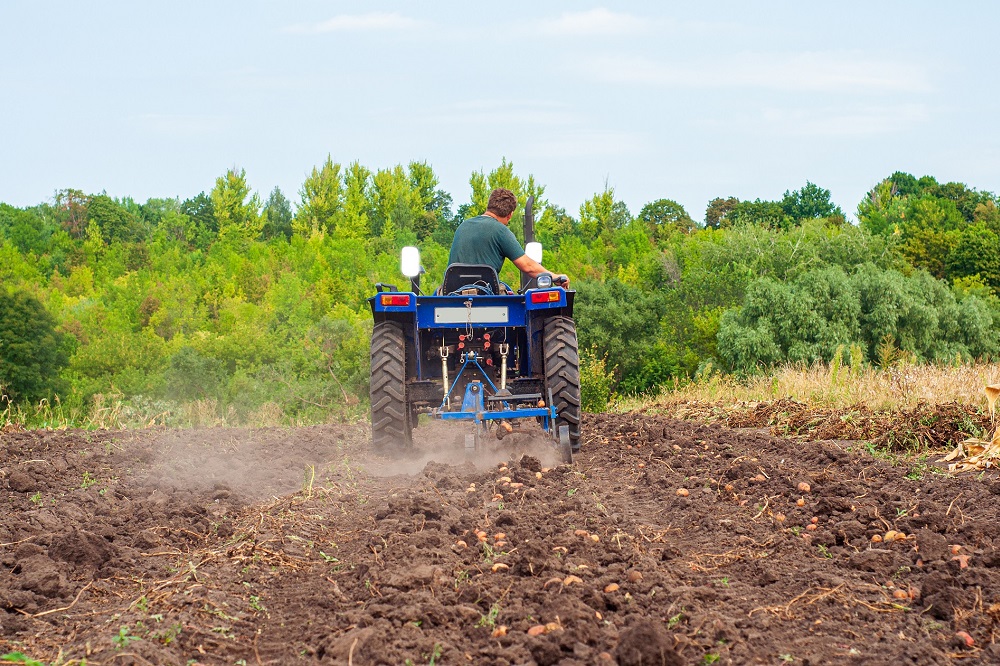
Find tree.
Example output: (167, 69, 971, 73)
(0, 290, 68, 401)
(339, 162, 373, 239)
(780, 181, 843, 222)
(729, 199, 788, 230)
(296, 156, 342, 235)
(211, 168, 263, 243)
(88, 194, 138, 244)
(638, 199, 695, 238)
(54, 189, 90, 238)
(704, 197, 739, 229)
(262, 187, 293, 240)
(579, 184, 630, 242)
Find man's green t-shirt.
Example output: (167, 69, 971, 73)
(448, 215, 525, 273)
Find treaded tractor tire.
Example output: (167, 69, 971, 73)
(370, 321, 412, 453)
(543, 316, 582, 452)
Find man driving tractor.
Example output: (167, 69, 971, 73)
(448, 188, 569, 288)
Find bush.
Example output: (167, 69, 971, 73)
(0, 290, 69, 401)
(580, 347, 614, 413)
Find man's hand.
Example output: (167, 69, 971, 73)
(553, 274, 570, 288)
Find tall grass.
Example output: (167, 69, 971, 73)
(1, 391, 366, 431)
(618, 358, 997, 414)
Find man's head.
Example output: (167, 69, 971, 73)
(486, 188, 518, 222)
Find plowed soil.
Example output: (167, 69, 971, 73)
(3, 413, 1000, 665)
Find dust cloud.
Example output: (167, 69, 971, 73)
(364, 419, 565, 477)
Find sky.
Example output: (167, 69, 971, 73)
(2, 1, 999, 223)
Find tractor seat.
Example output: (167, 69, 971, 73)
(441, 264, 501, 296)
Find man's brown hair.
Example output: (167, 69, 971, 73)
(486, 188, 518, 218)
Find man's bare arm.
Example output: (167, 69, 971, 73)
(512, 255, 569, 287)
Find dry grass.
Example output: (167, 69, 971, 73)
(617, 360, 1000, 415)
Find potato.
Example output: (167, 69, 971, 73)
(806, 524, 817, 531)
(604, 583, 620, 593)
(574, 529, 590, 537)
(892, 589, 908, 600)
(491, 563, 509, 572)
(563, 575, 584, 586)
(797, 482, 811, 493)
(626, 570, 643, 583)
(590, 534, 600, 543)
(871, 534, 883, 543)
(494, 532, 507, 541)
(955, 631, 975, 647)
(527, 624, 547, 636)
(676, 488, 690, 497)
(492, 625, 508, 638)
(543, 577, 563, 589)
(796, 498, 806, 507)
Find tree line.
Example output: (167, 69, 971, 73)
(1, 160, 998, 422)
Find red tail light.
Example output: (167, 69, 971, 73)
(530, 290, 560, 303)
(380, 294, 411, 306)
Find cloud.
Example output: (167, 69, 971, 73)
(536, 8, 650, 37)
(425, 101, 575, 127)
(134, 114, 229, 135)
(525, 130, 643, 158)
(285, 12, 424, 34)
(581, 51, 931, 93)
(759, 104, 931, 136)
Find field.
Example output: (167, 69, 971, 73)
(2, 406, 1000, 666)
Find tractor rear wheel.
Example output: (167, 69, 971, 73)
(370, 321, 412, 453)
(543, 316, 581, 453)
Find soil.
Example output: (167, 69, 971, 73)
(3, 411, 1000, 665)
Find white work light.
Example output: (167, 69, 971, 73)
(525, 242, 543, 263)
(401, 246, 421, 278)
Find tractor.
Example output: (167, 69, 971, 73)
(367, 197, 581, 462)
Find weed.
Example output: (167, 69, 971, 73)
(789, 526, 802, 535)
(150, 623, 183, 645)
(0, 654, 46, 666)
(80, 471, 97, 489)
(702, 654, 720, 665)
(454, 570, 470, 589)
(249, 595, 266, 613)
(716, 577, 729, 587)
(318, 551, 339, 563)
(135, 596, 149, 613)
(666, 612, 685, 629)
(567, 488, 577, 497)
(29, 492, 42, 506)
(476, 602, 501, 628)
(817, 544, 832, 559)
(780, 655, 795, 663)
(113, 625, 140, 649)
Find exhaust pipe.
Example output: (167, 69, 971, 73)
(520, 195, 535, 291)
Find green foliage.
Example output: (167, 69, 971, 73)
(1, 163, 998, 422)
(0, 289, 68, 401)
(638, 198, 695, 240)
(781, 181, 843, 222)
(262, 187, 293, 240)
(579, 347, 614, 412)
(718, 264, 1000, 372)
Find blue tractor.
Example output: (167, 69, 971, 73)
(367, 197, 581, 462)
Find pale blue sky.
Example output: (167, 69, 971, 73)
(2, 2, 997, 222)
